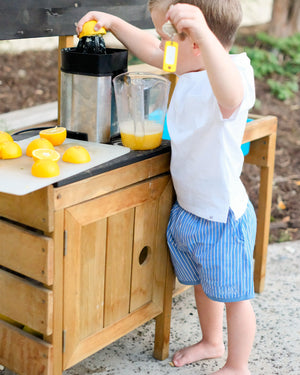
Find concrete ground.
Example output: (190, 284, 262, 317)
(1, 240, 299, 375)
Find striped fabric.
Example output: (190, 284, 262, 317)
(167, 201, 257, 302)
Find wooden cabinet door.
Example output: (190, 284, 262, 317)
(63, 174, 173, 370)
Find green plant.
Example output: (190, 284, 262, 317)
(232, 32, 300, 100)
(267, 78, 298, 101)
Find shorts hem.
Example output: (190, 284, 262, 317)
(176, 279, 201, 286)
(205, 293, 255, 303)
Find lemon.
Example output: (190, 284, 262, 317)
(26, 138, 55, 157)
(0, 131, 13, 144)
(40, 126, 67, 146)
(32, 148, 60, 162)
(0, 141, 22, 159)
(31, 159, 60, 178)
(79, 20, 106, 38)
(62, 145, 91, 163)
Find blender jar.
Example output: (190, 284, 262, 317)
(113, 72, 170, 150)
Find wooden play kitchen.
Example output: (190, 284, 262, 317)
(0, 3, 277, 375)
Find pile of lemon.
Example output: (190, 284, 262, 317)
(0, 131, 22, 159)
(0, 127, 91, 178)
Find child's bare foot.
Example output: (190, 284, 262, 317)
(172, 340, 225, 367)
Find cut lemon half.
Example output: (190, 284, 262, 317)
(26, 138, 55, 157)
(32, 148, 60, 162)
(62, 145, 91, 164)
(0, 131, 13, 145)
(79, 20, 106, 38)
(1, 141, 22, 159)
(31, 159, 60, 178)
(40, 126, 67, 146)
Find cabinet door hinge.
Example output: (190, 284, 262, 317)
(64, 230, 67, 256)
(62, 330, 66, 353)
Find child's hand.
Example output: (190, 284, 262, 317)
(76, 11, 115, 36)
(166, 4, 210, 47)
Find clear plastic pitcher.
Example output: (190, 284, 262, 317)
(113, 72, 171, 150)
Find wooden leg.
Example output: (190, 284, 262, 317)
(253, 134, 276, 293)
(153, 252, 175, 360)
(46, 210, 64, 375)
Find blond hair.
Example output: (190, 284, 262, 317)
(148, 0, 243, 47)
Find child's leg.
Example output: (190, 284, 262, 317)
(213, 300, 256, 375)
(172, 284, 225, 367)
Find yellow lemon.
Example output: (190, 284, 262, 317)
(62, 145, 91, 163)
(26, 137, 55, 157)
(31, 159, 60, 178)
(0, 131, 13, 144)
(39, 126, 67, 146)
(32, 148, 60, 162)
(0, 141, 22, 159)
(79, 20, 106, 38)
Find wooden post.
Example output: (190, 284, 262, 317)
(253, 133, 277, 292)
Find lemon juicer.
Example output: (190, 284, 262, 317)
(60, 24, 128, 143)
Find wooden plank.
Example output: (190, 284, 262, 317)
(63, 208, 107, 368)
(64, 174, 170, 225)
(49, 209, 64, 375)
(253, 133, 277, 293)
(243, 116, 277, 143)
(244, 136, 274, 167)
(0, 186, 54, 233)
(0, 269, 53, 336)
(104, 209, 134, 326)
(130, 201, 156, 312)
(79, 220, 107, 338)
(64, 302, 161, 370)
(63, 209, 84, 369)
(0, 1, 153, 40)
(0, 320, 53, 375)
(153, 179, 175, 360)
(54, 153, 171, 210)
(0, 219, 54, 285)
(152, 179, 174, 306)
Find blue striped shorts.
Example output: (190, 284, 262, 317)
(167, 201, 257, 302)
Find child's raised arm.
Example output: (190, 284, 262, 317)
(167, 4, 244, 119)
(77, 11, 164, 69)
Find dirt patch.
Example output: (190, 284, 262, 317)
(0, 48, 299, 243)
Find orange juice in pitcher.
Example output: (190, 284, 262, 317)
(120, 120, 163, 150)
(113, 72, 170, 150)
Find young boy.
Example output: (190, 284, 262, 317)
(77, 1, 256, 374)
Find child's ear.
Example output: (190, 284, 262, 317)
(192, 42, 201, 57)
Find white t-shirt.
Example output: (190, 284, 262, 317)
(167, 53, 255, 223)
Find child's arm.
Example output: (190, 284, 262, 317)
(77, 11, 163, 69)
(167, 4, 244, 119)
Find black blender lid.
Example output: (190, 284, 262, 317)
(61, 47, 128, 77)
